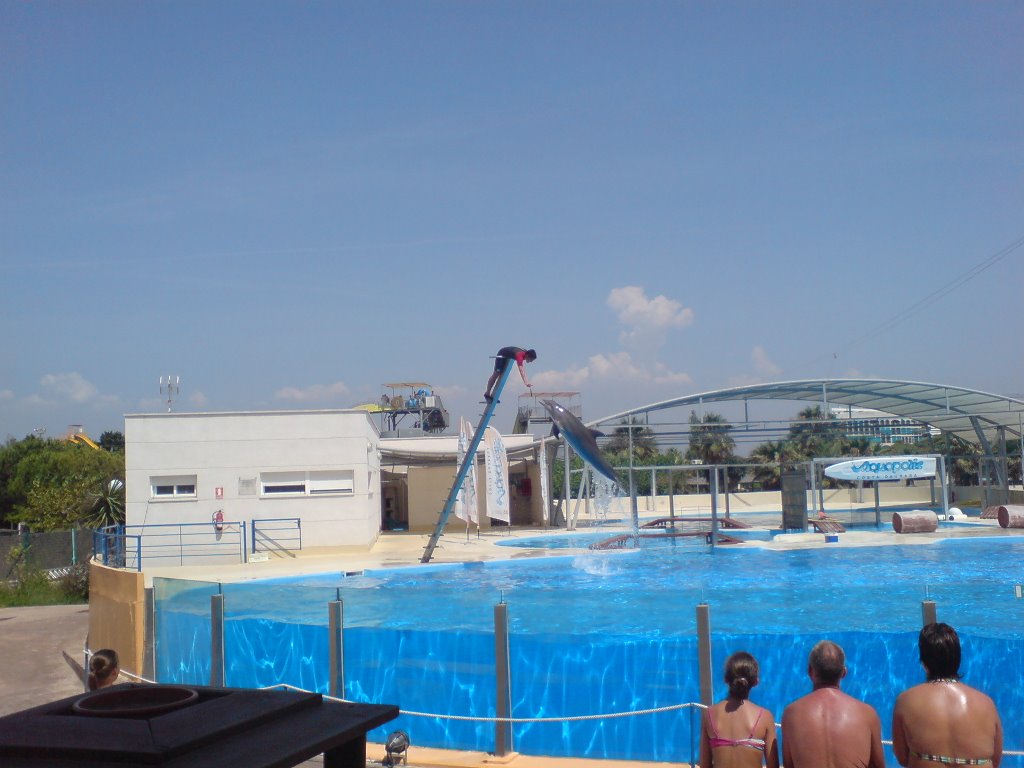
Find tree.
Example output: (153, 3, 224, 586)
(2, 438, 125, 531)
(0, 436, 50, 525)
(786, 406, 846, 459)
(99, 431, 125, 452)
(685, 411, 736, 466)
(748, 440, 801, 490)
(603, 418, 658, 464)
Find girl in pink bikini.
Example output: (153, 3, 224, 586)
(700, 651, 779, 768)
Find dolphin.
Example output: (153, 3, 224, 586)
(540, 399, 619, 484)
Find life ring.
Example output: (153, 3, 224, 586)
(213, 510, 224, 533)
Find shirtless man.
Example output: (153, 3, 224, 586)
(892, 623, 1002, 767)
(483, 347, 536, 402)
(781, 640, 886, 768)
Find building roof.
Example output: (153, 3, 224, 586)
(594, 379, 1024, 448)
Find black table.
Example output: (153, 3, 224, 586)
(0, 684, 398, 767)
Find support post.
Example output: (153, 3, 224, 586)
(210, 593, 225, 687)
(143, 586, 155, 681)
(329, 598, 345, 699)
(710, 467, 719, 550)
(697, 603, 713, 706)
(494, 601, 512, 757)
(562, 440, 571, 529)
(922, 600, 937, 626)
(874, 481, 881, 526)
(937, 455, 950, 519)
(668, 471, 675, 520)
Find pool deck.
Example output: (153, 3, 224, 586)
(7, 511, 1020, 768)
(139, 510, 1016, 586)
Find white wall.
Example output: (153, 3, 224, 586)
(125, 410, 381, 564)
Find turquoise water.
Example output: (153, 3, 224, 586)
(155, 536, 1024, 764)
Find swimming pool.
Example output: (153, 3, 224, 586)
(154, 536, 1024, 764)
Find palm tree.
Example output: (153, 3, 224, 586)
(685, 411, 736, 465)
(749, 440, 800, 490)
(603, 418, 658, 464)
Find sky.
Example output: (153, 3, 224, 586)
(2, 1, 1022, 444)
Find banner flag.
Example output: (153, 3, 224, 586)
(484, 426, 510, 523)
(453, 418, 469, 524)
(539, 439, 550, 525)
(463, 417, 480, 526)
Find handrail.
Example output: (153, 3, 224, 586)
(250, 517, 302, 555)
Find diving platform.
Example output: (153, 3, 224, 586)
(591, 531, 744, 549)
(641, 516, 751, 530)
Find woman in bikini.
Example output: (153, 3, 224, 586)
(892, 623, 1003, 767)
(700, 651, 778, 768)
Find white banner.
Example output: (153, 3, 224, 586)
(463, 417, 480, 526)
(824, 456, 937, 482)
(454, 418, 469, 525)
(539, 439, 550, 525)
(484, 426, 510, 523)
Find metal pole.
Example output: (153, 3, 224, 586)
(669, 470, 675, 520)
(143, 587, 156, 682)
(922, 600, 937, 626)
(329, 597, 345, 699)
(494, 601, 512, 757)
(697, 603, 713, 706)
(710, 467, 719, 550)
(71, 527, 77, 566)
(937, 455, 950, 519)
(650, 468, 656, 513)
(210, 593, 225, 687)
(562, 440, 571, 529)
(874, 481, 881, 526)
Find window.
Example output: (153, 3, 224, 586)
(260, 470, 355, 497)
(261, 472, 306, 495)
(151, 476, 197, 499)
(308, 471, 354, 495)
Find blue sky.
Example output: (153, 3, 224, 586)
(2, 1, 1022, 442)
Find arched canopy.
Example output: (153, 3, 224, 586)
(594, 379, 1024, 448)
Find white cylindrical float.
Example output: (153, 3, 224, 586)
(892, 510, 938, 534)
(996, 505, 1024, 529)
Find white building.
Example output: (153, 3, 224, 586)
(124, 410, 381, 563)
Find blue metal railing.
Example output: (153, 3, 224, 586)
(94, 522, 247, 569)
(93, 525, 142, 571)
(251, 517, 302, 555)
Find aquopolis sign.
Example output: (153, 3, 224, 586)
(824, 456, 937, 482)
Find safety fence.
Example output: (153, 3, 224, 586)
(251, 517, 301, 556)
(147, 580, 1024, 766)
(94, 522, 247, 570)
(2, 527, 93, 579)
(92, 519, 306, 571)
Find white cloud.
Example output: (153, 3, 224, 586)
(189, 392, 209, 407)
(533, 351, 691, 389)
(431, 384, 467, 400)
(0, 389, 13, 400)
(607, 286, 694, 331)
(726, 346, 783, 387)
(40, 372, 97, 403)
(274, 381, 350, 402)
(752, 345, 782, 378)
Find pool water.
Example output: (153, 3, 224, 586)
(155, 536, 1024, 764)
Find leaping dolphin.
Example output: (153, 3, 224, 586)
(540, 399, 619, 484)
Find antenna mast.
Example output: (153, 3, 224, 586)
(159, 375, 180, 412)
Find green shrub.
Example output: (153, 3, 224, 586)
(0, 563, 87, 607)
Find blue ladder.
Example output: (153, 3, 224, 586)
(420, 361, 514, 563)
